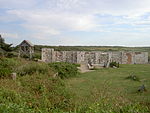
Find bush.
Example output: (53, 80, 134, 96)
(48, 62, 78, 79)
(6, 52, 18, 58)
(0, 58, 20, 78)
(33, 53, 41, 59)
(109, 61, 119, 68)
(0, 58, 20, 70)
(22, 54, 29, 59)
(16, 62, 51, 76)
(73, 63, 81, 67)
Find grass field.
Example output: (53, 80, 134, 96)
(66, 64, 150, 108)
(0, 58, 150, 112)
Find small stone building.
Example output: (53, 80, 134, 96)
(18, 40, 34, 59)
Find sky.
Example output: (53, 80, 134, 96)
(0, 0, 150, 46)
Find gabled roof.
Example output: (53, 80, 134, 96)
(19, 40, 34, 47)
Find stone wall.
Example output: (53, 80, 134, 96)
(121, 52, 148, 64)
(42, 48, 55, 62)
(42, 48, 148, 65)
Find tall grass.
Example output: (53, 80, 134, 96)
(0, 58, 75, 112)
(0, 58, 20, 78)
(0, 58, 20, 69)
(16, 62, 52, 76)
(0, 58, 150, 112)
(49, 62, 79, 79)
(0, 74, 75, 112)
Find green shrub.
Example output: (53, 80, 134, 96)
(16, 62, 51, 76)
(73, 63, 81, 67)
(22, 54, 29, 59)
(109, 61, 119, 68)
(33, 53, 41, 59)
(0, 58, 20, 70)
(6, 52, 18, 58)
(48, 62, 78, 79)
(0, 58, 20, 78)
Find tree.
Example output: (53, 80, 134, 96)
(0, 35, 13, 52)
(0, 35, 4, 47)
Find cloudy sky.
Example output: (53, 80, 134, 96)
(0, 0, 150, 46)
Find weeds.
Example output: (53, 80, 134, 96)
(49, 62, 78, 79)
(16, 62, 51, 76)
(0, 58, 150, 112)
(0, 58, 20, 78)
(109, 61, 119, 68)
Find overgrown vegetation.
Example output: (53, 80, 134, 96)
(49, 62, 79, 79)
(0, 58, 75, 112)
(0, 35, 14, 57)
(17, 62, 51, 76)
(0, 35, 150, 112)
(109, 61, 119, 68)
(0, 75, 74, 112)
(0, 58, 20, 78)
(0, 58, 150, 112)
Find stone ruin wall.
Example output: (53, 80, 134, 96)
(42, 48, 148, 64)
(121, 52, 148, 64)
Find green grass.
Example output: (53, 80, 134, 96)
(48, 62, 79, 79)
(0, 58, 76, 112)
(0, 73, 74, 113)
(0, 58, 150, 112)
(65, 64, 150, 108)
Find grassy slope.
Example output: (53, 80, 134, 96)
(66, 64, 150, 107)
(0, 58, 78, 112)
(0, 58, 149, 112)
